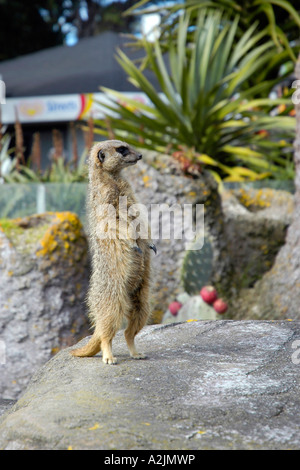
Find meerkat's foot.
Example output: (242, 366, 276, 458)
(102, 355, 117, 365)
(101, 340, 117, 365)
(127, 342, 147, 359)
(130, 352, 147, 360)
(148, 243, 157, 255)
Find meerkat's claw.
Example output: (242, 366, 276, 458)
(103, 356, 117, 365)
(133, 246, 143, 255)
(149, 243, 157, 255)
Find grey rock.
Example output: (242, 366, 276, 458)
(124, 153, 229, 322)
(0, 212, 90, 400)
(221, 188, 293, 291)
(0, 321, 299, 450)
(0, 400, 15, 418)
(221, 186, 300, 320)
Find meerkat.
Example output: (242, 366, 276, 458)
(71, 140, 156, 365)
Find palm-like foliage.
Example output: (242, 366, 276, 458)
(94, 10, 295, 181)
(126, 0, 300, 62)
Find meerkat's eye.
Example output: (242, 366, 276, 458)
(117, 146, 130, 157)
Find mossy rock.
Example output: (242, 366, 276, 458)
(0, 212, 87, 265)
(231, 187, 294, 216)
(0, 212, 90, 400)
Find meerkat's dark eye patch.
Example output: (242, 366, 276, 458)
(117, 146, 130, 157)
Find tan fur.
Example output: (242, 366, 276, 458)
(71, 140, 153, 364)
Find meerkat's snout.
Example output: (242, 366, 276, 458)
(124, 151, 142, 166)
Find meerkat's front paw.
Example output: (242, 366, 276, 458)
(103, 355, 117, 365)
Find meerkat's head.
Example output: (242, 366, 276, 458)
(89, 140, 142, 174)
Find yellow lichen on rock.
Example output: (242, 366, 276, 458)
(235, 188, 272, 211)
(36, 212, 84, 260)
(233, 187, 293, 215)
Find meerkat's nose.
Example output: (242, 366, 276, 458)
(137, 154, 143, 160)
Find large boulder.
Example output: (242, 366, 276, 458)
(221, 187, 293, 290)
(0, 212, 90, 399)
(0, 321, 299, 450)
(127, 155, 295, 317)
(124, 152, 230, 321)
(221, 185, 300, 320)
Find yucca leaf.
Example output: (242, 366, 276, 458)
(115, 49, 177, 122)
(228, 21, 262, 68)
(253, 0, 300, 27)
(196, 154, 220, 166)
(260, 3, 281, 49)
(98, 88, 159, 117)
(96, 9, 295, 181)
(215, 14, 239, 79)
(274, 24, 297, 61)
(238, 98, 291, 112)
(222, 145, 265, 158)
(123, 0, 150, 15)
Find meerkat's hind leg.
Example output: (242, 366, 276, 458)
(125, 287, 150, 360)
(97, 296, 128, 365)
(101, 337, 117, 365)
(125, 325, 147, 360)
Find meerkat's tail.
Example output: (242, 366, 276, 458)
(71, 333, 101, 357)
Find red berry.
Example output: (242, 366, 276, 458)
(168, 301, 182, 316)
(200, 286, 218, 304)
(213, 299, 228, 314)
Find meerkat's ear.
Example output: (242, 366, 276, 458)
(98, 150, 105, 163)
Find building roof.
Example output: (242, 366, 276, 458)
(0, 32, 158, 98)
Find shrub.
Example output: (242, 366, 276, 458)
(95, 10, 295, 182)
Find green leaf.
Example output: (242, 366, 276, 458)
(94, 9, 295, 182)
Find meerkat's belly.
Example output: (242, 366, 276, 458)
(94, 238, 149, 292)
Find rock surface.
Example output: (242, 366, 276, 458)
(129, 154, 295, 317)
(0, 212, 90, 400)
(221, 188, 293, 290)
(125, 152, 230, 321)
(224, 188, 300, 320)
(0, 400, 16, 418)
(0, 320, 299, 450)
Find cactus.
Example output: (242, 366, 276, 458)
(181, 233, 214, 295)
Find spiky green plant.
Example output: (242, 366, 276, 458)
(4, 151, 88, 184)
(126, 0, 300, 62)
(181, 234, 214, 295)
(94, 10, 295, 182)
